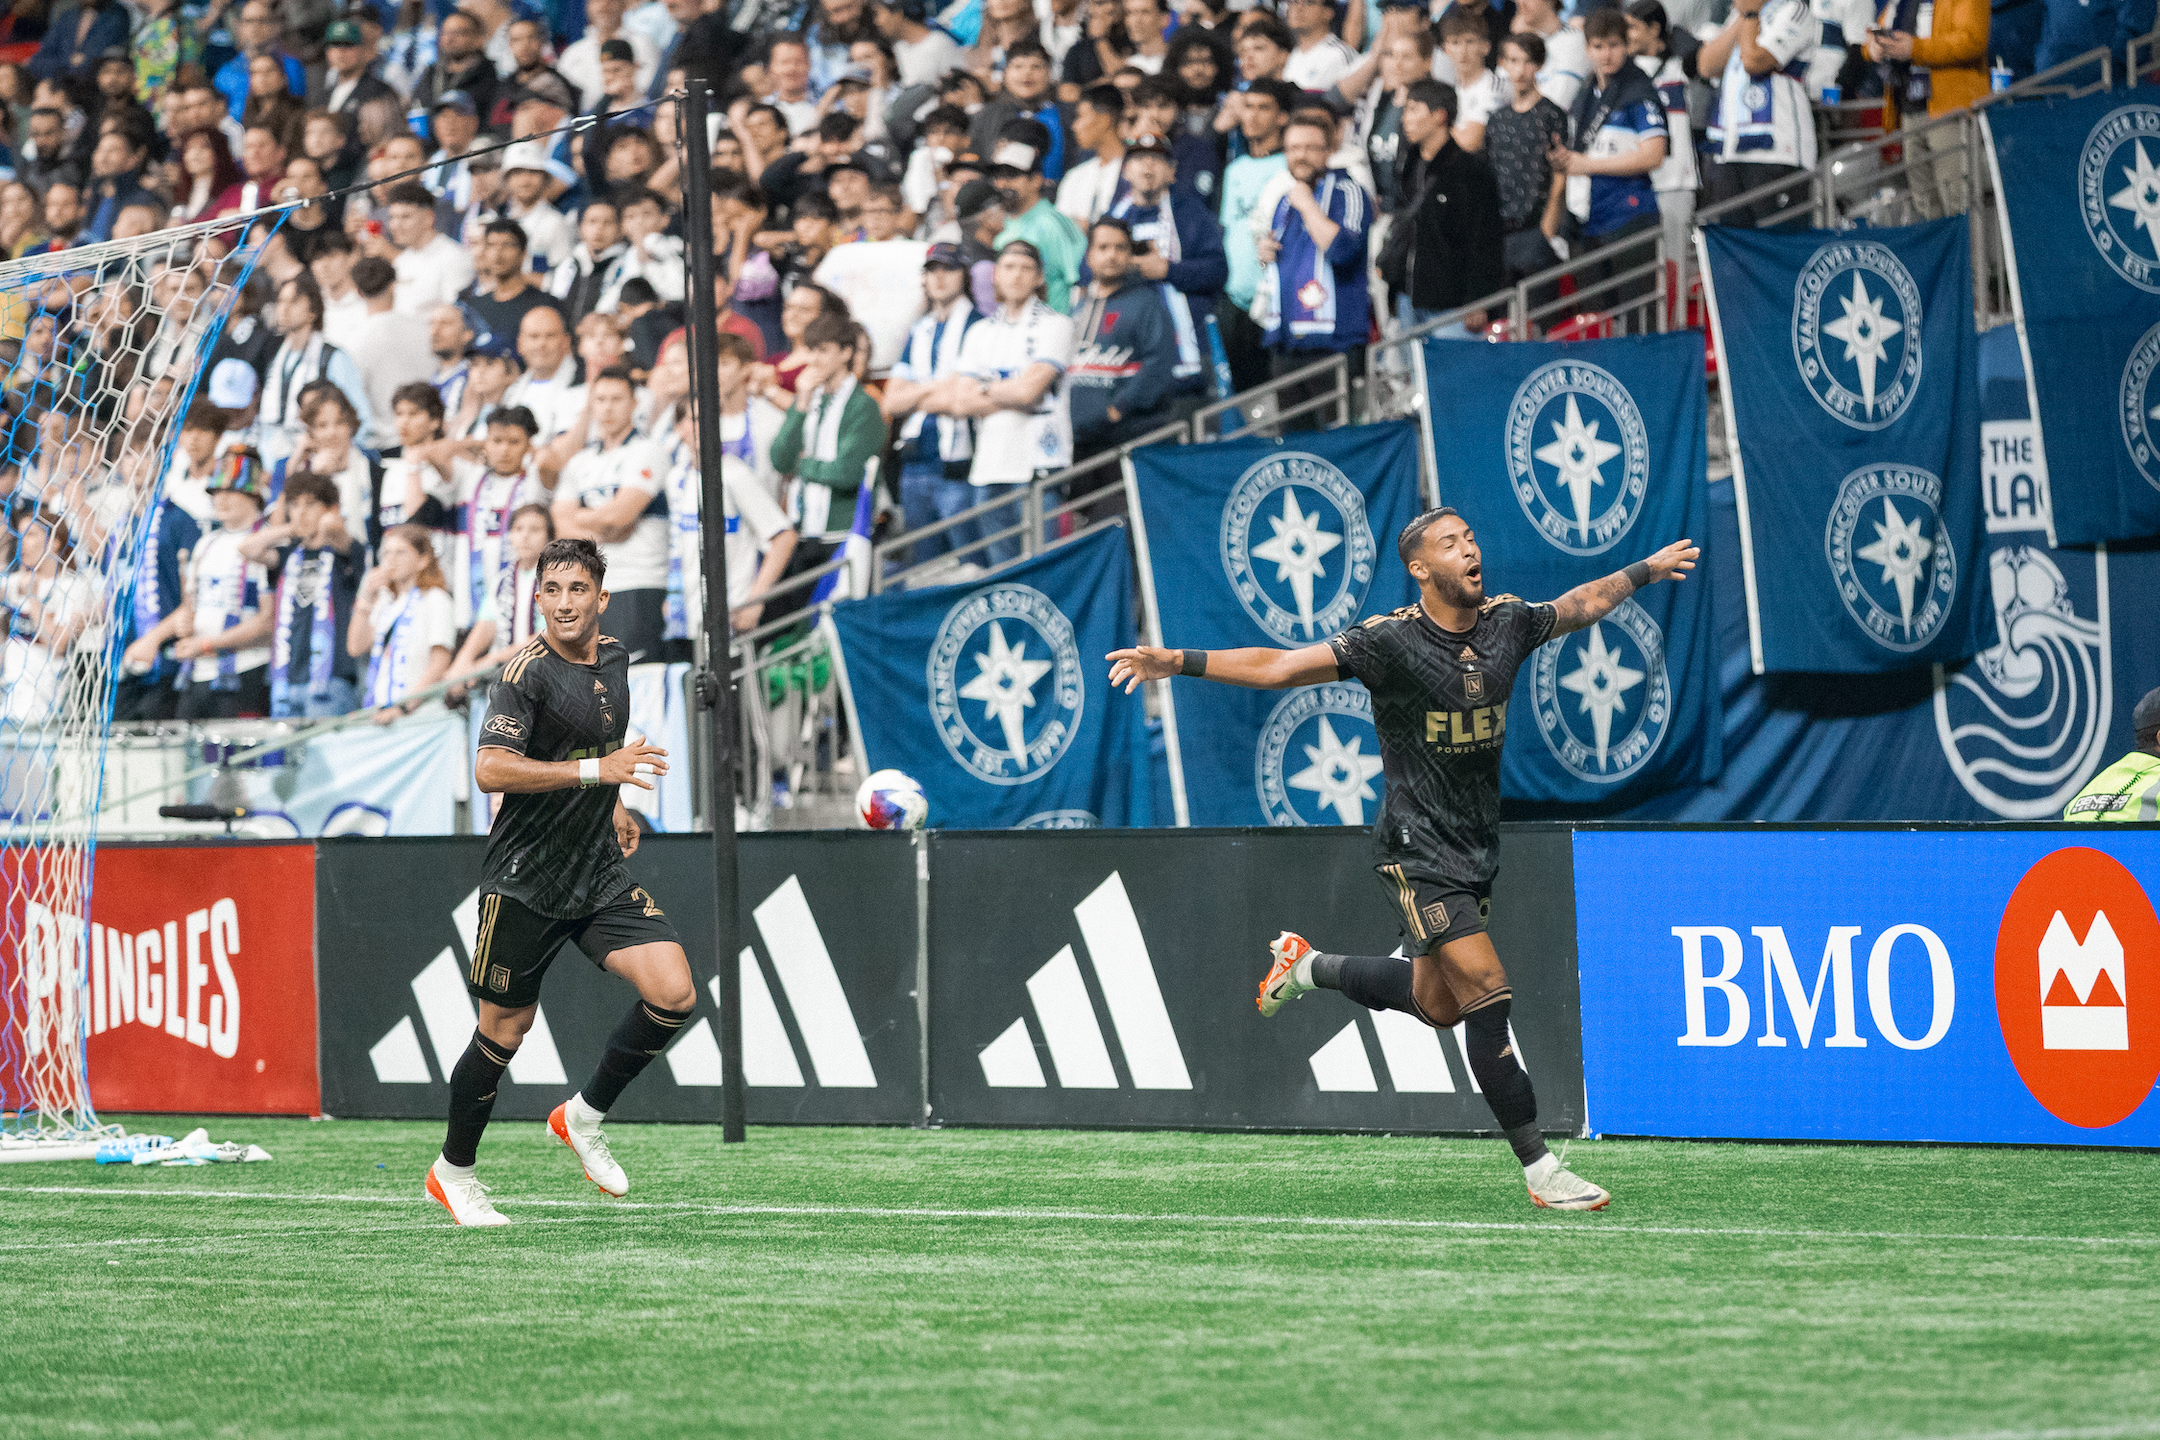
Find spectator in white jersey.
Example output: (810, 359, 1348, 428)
(350, 521, 458, 721)
(131, 449, 276, 720)
(1697, 0, 1819, 226)
(348, 255, 437, 452)
(445, 501, 556, 704)
(548, 365, 670, 662)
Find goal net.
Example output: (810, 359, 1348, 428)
(0, 210, 284, 1159)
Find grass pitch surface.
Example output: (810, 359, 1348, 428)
(8, 1120, 2159, 1439)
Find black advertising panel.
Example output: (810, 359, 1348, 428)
(924, 826, 1585, 1134)
(315, 833, 920, 1124)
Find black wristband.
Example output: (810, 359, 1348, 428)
(1179, 648, 1208, 677)
(1623, 561, 1652, 591)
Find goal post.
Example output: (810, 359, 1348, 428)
(0, 208, 289, 1158)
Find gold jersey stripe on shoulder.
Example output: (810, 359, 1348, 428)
(1478, 593, 1523, 613)
(598, 635, 619, 646)
(502, 637, 548, 683)
(1364, 604, 1421, 628)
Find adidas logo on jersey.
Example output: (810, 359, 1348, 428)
(977, 873, 1192, 1090)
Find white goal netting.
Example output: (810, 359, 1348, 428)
(0, 210, 283, 1158)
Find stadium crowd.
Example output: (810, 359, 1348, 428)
(0, 0, 2094, 732)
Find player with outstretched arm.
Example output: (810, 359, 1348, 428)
(1108, 508, 1696, 1210)
(425, 536, 693, 1227)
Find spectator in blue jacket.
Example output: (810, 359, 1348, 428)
(1255, 111, 1371, 429)
(1067, 218, 1183, 460)
(212, 1, 307, 123)
(24, 0, 128, 80)
(1104, 132, 1227, 400)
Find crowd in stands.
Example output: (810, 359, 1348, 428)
(0, 0, 2099, 733)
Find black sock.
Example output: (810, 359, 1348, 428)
(442, 1032, 515, 1168)
(581, 1000, 695, 1114)
(1462, 991, 1548, 1165)
(1314, 953, 1427, 1021)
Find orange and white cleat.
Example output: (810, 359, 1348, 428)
(549, 1099, 628, 1197)
(1525, 1154, 1611, 1211)
(1258, 931, 1317, 1017)
(425, 1160, 511, 1226)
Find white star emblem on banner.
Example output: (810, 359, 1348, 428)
(1288, 717, 1385, 825)
(2111, 138, 2160, 256)
(1854, 497, 1935, 636)
(1249, 489, 1343, 637)
(1533, 395, 1622, 544)
(958, 622, 1054, 761)
(1558, 623, 1646, 772)
(1820, 271, 1903, 415)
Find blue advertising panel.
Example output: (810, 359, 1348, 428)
(1574, 830, 2160, 1145)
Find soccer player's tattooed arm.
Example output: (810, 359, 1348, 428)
(1547, 538, 1700, 637)
(1106, 643, 1341, 693)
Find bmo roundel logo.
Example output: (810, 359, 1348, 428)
(1995, 848, 2160, 1128)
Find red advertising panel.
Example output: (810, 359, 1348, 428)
(84, 845, 320, 1115)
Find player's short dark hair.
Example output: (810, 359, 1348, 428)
(1405, 79, 1457, 121)
(393, 381, 445, 421)
(539, 535, 606, 586)
(488, 404, 539, 436)
(1397, 506, 1461, 565)
(1584, 7, 1630, 42)
(1501, 31, 1546, 67)
(282, 470, 339, 509)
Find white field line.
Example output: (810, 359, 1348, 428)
(5, 1185, 2160, 1249)
(1, 1216, 597, 1254)
(1922, 1427, 2160, 1440)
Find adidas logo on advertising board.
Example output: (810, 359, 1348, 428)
(1305, 954, 1530, 1094)
(978, 873, 1192, 1090)
(368, 876, 874, 1091)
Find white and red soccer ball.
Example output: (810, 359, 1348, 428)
(855, 769, 928, 830)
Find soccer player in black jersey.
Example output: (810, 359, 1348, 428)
(1109, 508, 1696, 1210)
(424, 537, 693, 1227)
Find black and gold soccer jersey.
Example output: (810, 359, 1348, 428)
(1326, 597, 1556, 886)
(477, 634, 635, 918)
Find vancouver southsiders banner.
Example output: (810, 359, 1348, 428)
(1984, 92, 2160, 545)
(1123, 422, 1425, 827)
(828, 525, 1154, 829)
(1698, 219, 1994, 674)
(1420, 332, 1721, 805)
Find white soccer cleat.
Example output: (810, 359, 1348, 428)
(1258, 931, 1316, 1018)
(425, 1162, 511, 1227)
(1524, 1153, 1611, 1211)
(549, 1101, 629, 1197)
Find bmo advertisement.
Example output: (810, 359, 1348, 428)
(80, 843, 320, 1114)
(1574, 831, 2160, 1145)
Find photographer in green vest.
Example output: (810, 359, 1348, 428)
(2063, 689, 2160, 822)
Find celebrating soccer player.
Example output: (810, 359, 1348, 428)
(425, 536, 693, 1227)
(1108, 509, 1696, 1211)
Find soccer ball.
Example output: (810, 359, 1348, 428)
(855, 770, 928, 830)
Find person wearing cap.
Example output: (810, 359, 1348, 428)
(881, 242, 983, 560)
(424, 90, 481, 203)
(989, 120, 1086, 315)
(561, 0, 662, 104)
(153, 449, 276, 720)
(2063, 690, 2160, 821)
(324, 17, 398, 120)
(1254, 109, 1371, 427)
(449, 333, 526, 441)
(590, 36, 648, 114)
(1067, 216, 1182, 459)
(873, 0, 963, 88)
(1095, 130, 1227, 398)
(202, 356, 266, 456)
(921, 238, 1074, 566)
(413, 9, 502, 134)
(501, 144, 576, 274)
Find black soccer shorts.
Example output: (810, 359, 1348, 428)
(1373, 863, 1492, 951)
(463, 885, 683, 1007)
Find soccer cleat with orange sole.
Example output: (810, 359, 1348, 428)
(425, 1164, 511, 1226)
(1258, 931, 1316, 1017)
(1525, 1155, 1611, 1211)
(549, 1102, 629, 1197)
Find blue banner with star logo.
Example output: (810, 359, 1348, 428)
(1123, 422, 1426, 827)
(1984, 92, 2160, 546)
(1419, 332, 1721, 805)
(1699, 218, 1995, 675)
(827, 524, 1154, 829)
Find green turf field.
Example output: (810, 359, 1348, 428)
(7, 1119, 2159, 1439)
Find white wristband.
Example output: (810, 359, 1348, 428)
(578, 757, 600, 787)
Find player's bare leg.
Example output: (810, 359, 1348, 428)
(427, 1000, 538, 1226)
(549, 941, 697, 1197)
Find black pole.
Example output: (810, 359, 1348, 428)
(681, 79, 746, 1145)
